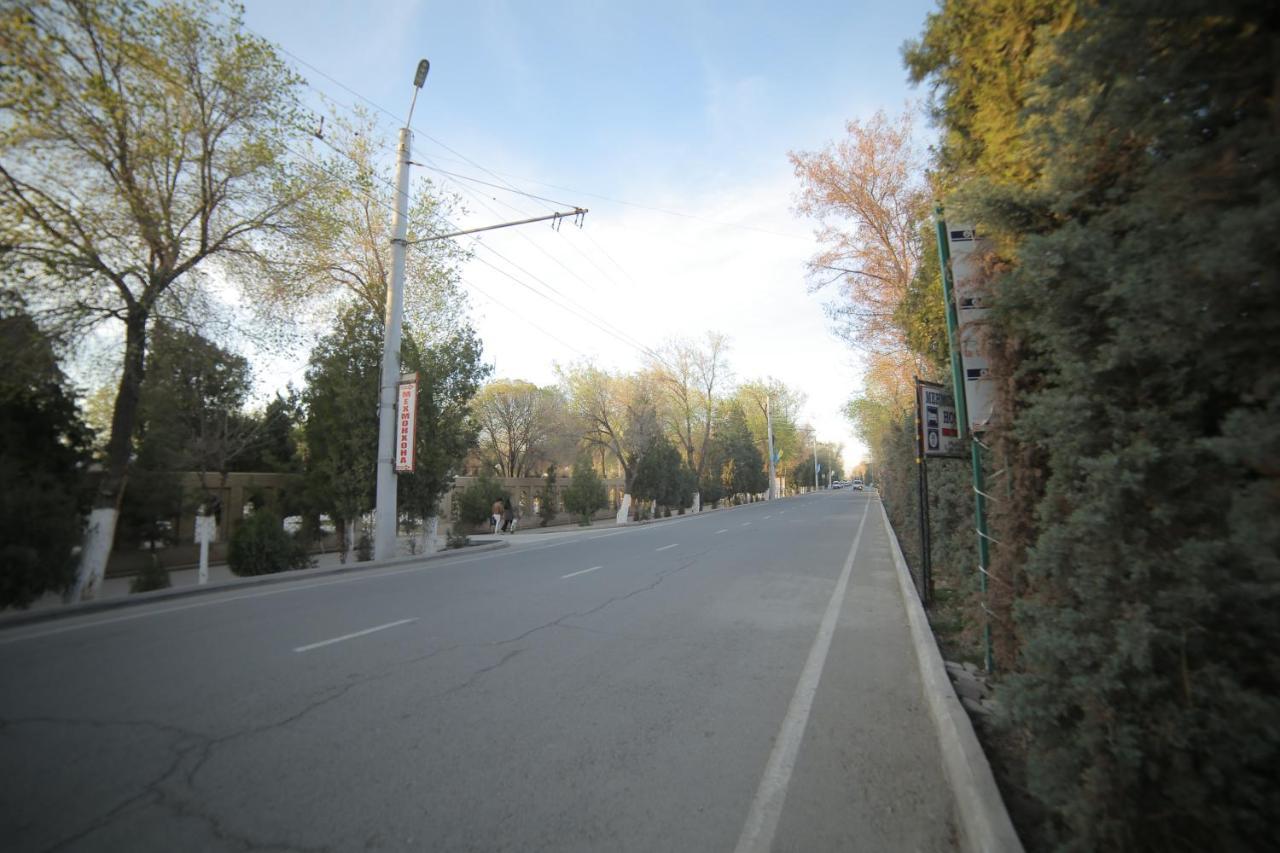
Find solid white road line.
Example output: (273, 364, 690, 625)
(293, 618, 417, 653)
(734, 498, 872, 853)
(561, 566, 603, 579)
(655, 543, 678, 552)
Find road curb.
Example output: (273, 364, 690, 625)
(0, 542, 510, 632)
(879, 499, 1024, 853)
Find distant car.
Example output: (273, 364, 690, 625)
(832, 480, 845, 489)
(851, 479, 864, 491)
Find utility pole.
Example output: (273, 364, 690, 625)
(812, 431, 819, 492)
(374, 59, 429, 562)
(765, 395, 777, 500)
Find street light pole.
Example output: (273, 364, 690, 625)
(374, 60, 429, 562)
(765, 395, 776, 500)
(813, 431, 819, 492)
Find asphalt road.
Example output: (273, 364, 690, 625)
(0, 490, 957, 852)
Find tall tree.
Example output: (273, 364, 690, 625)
(631, 434, 694, 514)
(233, 392, 304, 475)
(0, 0, 321, 598)
(735, 379, 806, 485)
(790, 109, 929, 358)
(472, 379, 560, 478)
(648, 332, 730, 510)
(134, 324, 253, 473)
(397, 330, 489, 552)
(121, 322, 258, 547)
(559, 363, 659, 520)
(302, 304, 381, 561)
(790, 434, 843, 488)
(304, 303, 484, 559)
(715, 403, 767, 500)
(279, 112, 467, 339)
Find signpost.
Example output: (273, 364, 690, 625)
(935, 208, 995, 672)
(913, 380, 966, 606)
(195, 511, 215, 585)
(918, 381, 965, 460)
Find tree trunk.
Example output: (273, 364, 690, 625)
(71, 309, 148, 601)
(421, 515, 439, 553)
(620, 463, 638, 524)
(344, 519, 356, 563)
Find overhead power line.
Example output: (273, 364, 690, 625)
(410, 208, 588, 245)
(240, 21, 812, 243)
(409, 162, 579, 209)
(69, 9, 665, 365)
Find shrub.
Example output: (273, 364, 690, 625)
(355, 531, 373, 562)
(445, 529, 470, 549)
(561, 459, 607, 525)
(129, 556, 171, 593)
(228, 511, 312, 576)
(454, 472, 505, 528)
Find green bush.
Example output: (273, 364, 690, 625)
(454, 472, 505, 528)
(228, 511, 312, 576)
(445, 529, 470, 549)
(129, 556, 171, 594)
(906, 1, 1280, 845)
(561, 459, 607, 525)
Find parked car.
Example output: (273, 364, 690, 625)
(851, 479, 864, 491)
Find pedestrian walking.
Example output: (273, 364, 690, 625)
(502, 499, 514, 534)
(491, 497, 504, 534)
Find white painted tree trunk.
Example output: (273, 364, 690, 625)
(70, 507, 118, 601)
(196, 512, 213, 585)
(616, 493, 632, 525)
(344, 519, 356, 564)
(692, 491, 701, 513)
(421, 515, 440, 553)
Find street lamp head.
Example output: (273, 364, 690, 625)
(413, 59, 430, 88)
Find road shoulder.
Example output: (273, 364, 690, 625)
(880, 499, 1024, 852)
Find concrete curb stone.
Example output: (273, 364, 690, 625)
(0, 541, 510, 632)
(878, 498, 1024, 853)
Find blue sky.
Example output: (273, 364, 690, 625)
(241, 0, 940, 466)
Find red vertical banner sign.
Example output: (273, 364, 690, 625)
(395, 374, 418, 473)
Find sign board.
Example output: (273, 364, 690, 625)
(917, 380, 965, 458)
(946, 224, 997, 433)
(395, 374, 418, 473)
(194, 515, 216, 544)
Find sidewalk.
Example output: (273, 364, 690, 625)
(473, 500, 732, 544)
(2, 499, 778, 625)
(12, 502, 744, 615)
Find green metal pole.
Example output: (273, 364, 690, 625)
(933, 206, 995, 673)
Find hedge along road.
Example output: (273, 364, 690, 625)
(0, 490, 957, 852)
